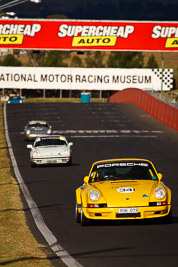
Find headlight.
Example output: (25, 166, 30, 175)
(63, 148, 70, 154)
(26, 130, 30, 134)
(154, 188, 166, 199)
(33, 149, 39, 156)
(47, 129, 52, 134)
(89, 190, 100, 201)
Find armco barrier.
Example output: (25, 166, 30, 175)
(109, 88, 178, 131)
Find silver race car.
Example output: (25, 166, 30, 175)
(24, 120, 52, 141)
(27, 135, 73, 167)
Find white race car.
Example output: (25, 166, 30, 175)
(27, 135, 73, 167)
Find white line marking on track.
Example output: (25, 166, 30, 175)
(20, 129, 163, 135)
(3, 104, 83, 267)
(71, 135, 157, 138)
(52, 130, 162, 134)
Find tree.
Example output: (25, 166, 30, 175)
(107, 51, 144, 68)
(47, 14, 68, 19)
(85, 51, 105, 68)
(39, 51, 68, 67)
(71, 55, 82, 67)
(145, 54, 159, 68)
(26, 50, 45, 67)
(0, 54, 22, 66)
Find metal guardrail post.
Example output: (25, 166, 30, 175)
(161, 52, 164, 94)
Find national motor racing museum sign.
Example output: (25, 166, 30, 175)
(0, 19, 178, 51)
(0, 67, 173, 91)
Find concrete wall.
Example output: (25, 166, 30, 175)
(109, 88, 178, 131)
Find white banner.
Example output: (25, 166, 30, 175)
(0, 67, 173, 91)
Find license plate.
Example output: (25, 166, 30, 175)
(118, 208, 138, 214)
(47, 160, 57, 163)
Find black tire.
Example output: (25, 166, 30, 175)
(31, 161, 36, 168)
(81, 208, 91, 226)
(75, 203, 81, 223)
(66, 157, 72, 166)
(69, 157, 72, 166)
(163, 208, 172, 224)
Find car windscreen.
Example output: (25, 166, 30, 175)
(89, 161, 158, 182)
(28, 123, 48, 128)
(35, 138, 67, 147)
(10, 96, 20, 100)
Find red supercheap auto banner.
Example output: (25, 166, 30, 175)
(1, 19, 178, 51)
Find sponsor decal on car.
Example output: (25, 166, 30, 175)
(96, 162, 148, 169)
(59, 136, 65, 140)
(41, 136, 65, 140)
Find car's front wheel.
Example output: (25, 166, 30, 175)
(31, 161, 36, 168)
(75, 203, 81, 223)
(66, 157, 72, 166)
(68, 156, 72, 166)
(81, 208, 91, 226)
(163, 208, 172, 224)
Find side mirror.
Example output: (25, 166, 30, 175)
(83, 176, 89, 184)
(69, 142, 73, 147)
(27, 144, 33, 149)
(157, 173, 163, 181)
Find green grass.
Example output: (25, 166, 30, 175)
(0, 104, 53, 267)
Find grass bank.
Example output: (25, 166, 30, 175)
(0, 103, 53, 267)
(24, 97, 108, 103)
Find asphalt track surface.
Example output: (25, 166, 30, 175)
(6, 102, 178, 267)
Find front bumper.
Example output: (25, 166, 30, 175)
(31, 157, 71, 165)
(82, 205, 171, 220)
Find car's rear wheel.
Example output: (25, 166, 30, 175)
(81, 208, 91, 226)
(75, 203, 81, 223)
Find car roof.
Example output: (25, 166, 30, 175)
(28, 120, 48, 124)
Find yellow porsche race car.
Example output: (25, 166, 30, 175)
(75, 158, 172, 226)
